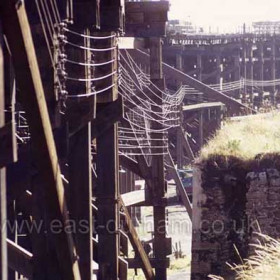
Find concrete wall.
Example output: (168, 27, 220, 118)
(191, 156, 280, 280)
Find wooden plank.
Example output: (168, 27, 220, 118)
(121, 190, 145, 207)
(126, 258, 170, 269)
(183, 102, 224, 112)
(119, 198, 155, 280)
(130, 49, 256, 115)
(7, 239, 33, 279)
(0, 19, 7, 280)
(118, 37, 146, 50)
(0, 2, 81, 280)
(165, 150, 192, 220)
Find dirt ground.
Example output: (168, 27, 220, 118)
(131, 183, 192, 280)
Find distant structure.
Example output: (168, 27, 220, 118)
(167, 19, 203, 35)
(253, 21, 280, 34)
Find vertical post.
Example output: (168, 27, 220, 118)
(95, 32, 119, 280)
(68, 0, 100, 276)
(31, 170, 61, 280)
(175, 53, 183, 169)
(246, 42, 254, 104)
(68, 28, 93, 280)
(257, 42, 264, 104)
(176, 127, 183, 169)
(0, 19, 7, 280)
(233, 50, 241, 99)
(241, 41, 247, 103)
(199, 109, 204, 149)
(150, 37, 167, 280)
(176, 52, 183, 88)
(3, 24, 18, 280)
(270, 37, 276, 105)
(216, 55, 222, 86)
(196, 54, 202, 81)
(96, 119, 119, 280)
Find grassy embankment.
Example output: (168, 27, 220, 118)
(201, 112, 280, 280)
(200, 112, 280, 160)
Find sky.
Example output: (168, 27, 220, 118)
(168, 0, 280, 32)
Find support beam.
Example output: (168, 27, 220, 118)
(126, 258, 169, 269)
(119, 198, 155, 280)
(246, 42, 254, 103)
(119, 154, 142, 179)
(196, 54, 202, 81)
(118, 37, 146, 50)
(257, 42, 264, 93)
(270, 37, 276, 104)
(216, 55, 222, 85)
(0, 122, 16, 168)
(121, 190, 145, 207)
(0, 2, 81, 280)
(179, 127, 195, 162)
(69, 123, 92, 280)
(176, 52, 183, 88)
(176, 126, 183, 169)
(7, 239, 33, 279)
(233, 51, 241, 99)
(199, 109, 204, 149)
(150, 37, 167, 280)
(31, 169, 60, 280)
(68, 25, 93, 280)
(0, 19, 7, 280)
(95, 31, 119, 280)
(96, 117, 119, 279)
(165, 151, 192, 220)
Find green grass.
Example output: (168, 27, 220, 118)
(209, 234, 280, 280)
(127, 270, 145, 280)
(200, 112, 280, 160)
(168, 255, 191, 275)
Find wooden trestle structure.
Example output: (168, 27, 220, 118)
(0, 1, 261, 280)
